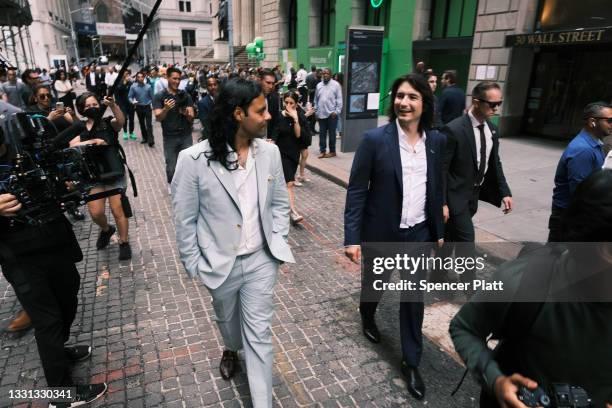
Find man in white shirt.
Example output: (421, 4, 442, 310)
(172, 78, 294, 408)
(344, 74, 446, 401)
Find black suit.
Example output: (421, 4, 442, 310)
(265, 92, 281, 140)
(344, 121, 446, 367)
(440, 114, 511, 271)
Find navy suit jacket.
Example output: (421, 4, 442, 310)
(344, 121, 446, 245)
(438, 85, 466, 124)
(197, 94, 214, 124)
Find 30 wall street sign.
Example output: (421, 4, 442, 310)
(505, 28, 611, 47)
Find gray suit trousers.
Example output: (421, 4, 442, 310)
(208, 246, 279, 408)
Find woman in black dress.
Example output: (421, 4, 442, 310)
(274, 91, 308, 224)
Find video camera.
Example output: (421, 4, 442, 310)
(0, 112, 125, 225)
(518, 384, 592, 408)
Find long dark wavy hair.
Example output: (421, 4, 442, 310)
(387, 74, 434, 133)
(202, 78, 263, 170)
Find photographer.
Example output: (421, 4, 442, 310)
(70, 92, 132, 260)
(153, 66, 195, 185)
(449, 170, 612, 408)
(26, 85, 85, 221)
(0, 126, 108, 407)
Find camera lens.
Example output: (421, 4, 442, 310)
(539, 395, 551, 407)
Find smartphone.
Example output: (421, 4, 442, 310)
(55, 101, 64, 110)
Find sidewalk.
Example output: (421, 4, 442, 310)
(306, 118, 565, 261)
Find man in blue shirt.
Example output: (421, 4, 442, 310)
(314, 68, 343, 158)
(129, 71, 155, 147)
(548, 101, 612, 241)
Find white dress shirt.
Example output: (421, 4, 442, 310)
(468, 109, 493, 183)
(230, 145, 265, 255)
(397, 120, 428, 229)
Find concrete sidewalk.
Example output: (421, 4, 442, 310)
(305, 118, 565, 260)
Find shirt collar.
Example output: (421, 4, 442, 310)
(396, 119, 426, 144)
(578, 129, 603, 147)
(468, 109, 485, 127)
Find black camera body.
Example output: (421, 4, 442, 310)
(518, 384, 592, 408)
(1, 112, 125, 225)
(172, 90, 189, 109)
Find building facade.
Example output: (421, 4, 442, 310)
(145, 0, 213, 65)
(28, 0, 75, 70)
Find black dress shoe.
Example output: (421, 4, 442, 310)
(361, 315, 380, 343)
(402, 363, 425, 400)
(219, 350, 238, 380)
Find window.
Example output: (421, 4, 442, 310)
(182, 29, 196, 47)
(320, 0, 335, 46)
(288, 0, 297, 48)
(430, 0, 477, 39)
(95, 3, 109, 23)
(179, 1, 191, 12)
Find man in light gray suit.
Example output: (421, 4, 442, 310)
(172, 78, 294, 408)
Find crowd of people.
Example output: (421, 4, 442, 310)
(0, 57, 610, 408)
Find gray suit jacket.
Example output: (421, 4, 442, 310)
(172, 138, 295, 289)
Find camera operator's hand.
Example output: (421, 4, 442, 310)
(163, 98, 176, 111)
(0, 193, 22, 217)
(494, 374, 538, 408)
(102, 96, 116, 108)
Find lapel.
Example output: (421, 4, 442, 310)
(253, 139, 270, 217)
(463, 114, 478, 170)
(384, 121, 403, 195)
(209, 158, 241, 213)
(425, 133, 435, 192)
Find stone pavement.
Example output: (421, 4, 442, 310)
(307, 118, 566, 259)
(0, 120, 483, 407)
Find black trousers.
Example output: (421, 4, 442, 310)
(547, 206, 565, 242)
(359, 221, 432, 367)
(119, 102, 135, 133)
(1, 257, 80, 386)
(135, 105, 153, 143)
(436, 187, 479, 280)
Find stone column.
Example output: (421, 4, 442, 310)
(468, 0, 538, 136)
(233, 0, 241, 46)
(241, 0, 254, 45)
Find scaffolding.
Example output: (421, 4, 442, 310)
(0, 0, 33, 70)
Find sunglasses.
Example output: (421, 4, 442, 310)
(38, 94, 51, 99)
(476, 98, 502, 109)
(593, 117, 612, 124)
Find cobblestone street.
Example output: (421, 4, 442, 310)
(0, 122, 480, 408)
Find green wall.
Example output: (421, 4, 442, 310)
(279, 0, 418, 113)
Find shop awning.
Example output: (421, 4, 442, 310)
(506, 27, 612, 47)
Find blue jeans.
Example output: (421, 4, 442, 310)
(318, 116, 338, 154)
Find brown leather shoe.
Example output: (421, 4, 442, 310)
(317, 152, 327, 159)
(219, 350, 238, 380)
(325, 152, 337, 158)
(7, 310, 31, 332)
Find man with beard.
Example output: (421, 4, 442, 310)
(548, 102, 611, 242)
(172, 78, 294, 407)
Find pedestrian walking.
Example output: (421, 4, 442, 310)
(548, 101, 611, 242)
(153, 66, 195, 185)
(314, 68, 342, 158)
(344, 73, 446, 401)
(259, 69, 281, 141)
(172, 78, 294, 408)
(197, 76, 218, 138)
(438, 70, 465, 124)
(116, 69, 137, 141)
(129, 71, 155, 146)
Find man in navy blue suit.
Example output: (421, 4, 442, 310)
(197, 76, 218, 138)
(344, 74, 446, 401)
(438, 70, 465, 124)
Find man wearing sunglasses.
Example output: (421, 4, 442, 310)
(548, 101, 612, 242)
(434, 81, 512, 284)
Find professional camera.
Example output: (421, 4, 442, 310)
(518, 384, 592, 408)
(172, 90, 189, 109)
(0, 112, 125, 225)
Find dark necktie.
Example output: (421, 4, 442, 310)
(476, 124, 486, 185)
